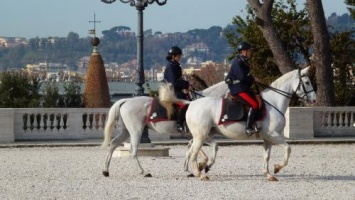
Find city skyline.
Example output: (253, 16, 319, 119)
(0, 0, 350, 39)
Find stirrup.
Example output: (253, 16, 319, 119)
(177, 124, 184, 132)
(246, 129, 258, 137)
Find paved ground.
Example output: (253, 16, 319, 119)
(0, 143, 354, 199)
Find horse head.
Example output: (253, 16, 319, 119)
(294, 67, 317, 104)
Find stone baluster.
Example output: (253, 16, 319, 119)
(327, 112, 332, 128)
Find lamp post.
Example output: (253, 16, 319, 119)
(101, 0, 168, 143)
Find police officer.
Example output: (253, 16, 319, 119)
(225, 41, 259, 136)
(163, 46, 190, 132)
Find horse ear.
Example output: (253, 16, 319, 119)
(300, 65, 315, 77)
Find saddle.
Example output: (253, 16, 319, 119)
(146, 98, 178, 123)
(218, 95, 266, 125)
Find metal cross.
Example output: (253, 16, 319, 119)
(89, 13, 101, 37)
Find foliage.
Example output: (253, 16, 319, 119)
(344, 0, 355, 18)
(224, 0, 354, 106)
(224, 0, 312, 86)
(0, 71, 40, 108)
(41, 82, 62, 108)
(62, 82, 84, 107)
(330, 31, 355, 105)
(146, 83, 158, 97)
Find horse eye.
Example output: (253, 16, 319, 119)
(305, 81, 310, 85)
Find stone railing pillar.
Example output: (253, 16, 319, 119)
(284, 107, 314, 139)
(0, 109, 15, 143)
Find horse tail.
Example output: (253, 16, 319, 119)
(101, 98, 128, 148)
(158, 83, 190, 119)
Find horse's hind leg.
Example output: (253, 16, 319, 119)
(205, 139, 218, 173)
(103, 130, 129, 177)
(184, 139, 193, 172)
(190, 138, 209, 180)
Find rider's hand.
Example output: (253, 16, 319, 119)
(182, 89, 189, 94)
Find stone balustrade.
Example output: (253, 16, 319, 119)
(0, 107, 354, 142)
(284, 107, 355, 139)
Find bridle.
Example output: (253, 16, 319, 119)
(188, 90, 205, 100)
(258, 68, 314, 101)
(257, 68, 315, 118)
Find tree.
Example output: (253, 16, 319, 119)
(330, 31, 355, 105)
(246, 0, 295, 74)
(345, 0, 355, 18)
(306, 0, 335, 106)
(62, 82, 83, 107)
(225, 0, 312, 85)
(41, 82, 62, 108)
(0, 71, 40, 108)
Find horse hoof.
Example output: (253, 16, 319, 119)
(187, 173, 195, 178)
(198, 162, 206, 171)
(102, 171, 109, 177)
(200, 175, 210, 181)
(267, 175, 278, 181)
(204, 166, 210, 173)
(274, 164, 281, 174)
(144, 173, 153, 177)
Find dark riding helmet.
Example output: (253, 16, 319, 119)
(237, 41, 252, 52)
(168, 46, 182, 56)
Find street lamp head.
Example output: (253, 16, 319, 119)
(101, 0, 167, 6)
(101, 0, 116, 4)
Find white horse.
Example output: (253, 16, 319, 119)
(164, 67, 316, 181)
(101, 81, 228, 177)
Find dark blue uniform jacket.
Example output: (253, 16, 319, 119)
(227, 55, 255, 95)
(164, 60, 189, 99)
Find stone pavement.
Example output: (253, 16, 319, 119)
(1, 136, 355, 148)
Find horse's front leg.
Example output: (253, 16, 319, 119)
(262, 139, 277, 181)
(130, 134, 151, 177)
(272, 136, 291, 174)
(263, 133, 291, 181)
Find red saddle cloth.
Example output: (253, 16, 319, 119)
(218, 97, 266, 125)
(146, 98, 178, 124)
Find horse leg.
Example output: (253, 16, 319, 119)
(204, 139, 218, 173)
(102, 130, 129, 177)
(262, 139, 277, 181)
(184, 139, 193, 172)
(130, 134, 149, 176)
(264, 133, 291, 181)
(190, 138, 209, 180)
(184, 139, 211, 175)
(271, 135, 291, 175)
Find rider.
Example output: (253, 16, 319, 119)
(225, 41, 259, 136)
(163, 46, 190, 132)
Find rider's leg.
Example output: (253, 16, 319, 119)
(238, 92, 259, 136)
(176, 105, 187, 132)
(246, 107, 258, 136)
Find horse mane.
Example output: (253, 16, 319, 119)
(269, 69, 298, 89)
(202, 81, 226, 94)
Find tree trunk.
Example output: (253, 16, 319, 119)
(247, 0, 294, 74)
(306, 0, 335, 106)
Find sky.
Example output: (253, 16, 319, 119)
(0, 0, 350, 39)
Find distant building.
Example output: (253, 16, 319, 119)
(0, 37, 27, 48)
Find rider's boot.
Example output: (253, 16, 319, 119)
(176, 107, 187, 132)
(246, 107, 258, 137)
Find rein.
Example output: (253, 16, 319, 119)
(256, 69, 314, 118)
